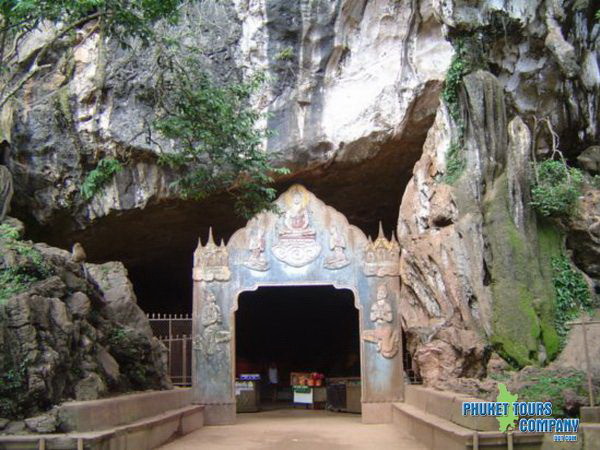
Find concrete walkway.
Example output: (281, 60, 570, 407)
(160, 409, 425, 449)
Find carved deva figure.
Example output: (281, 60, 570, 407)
(324, 225, 350, 269)
(244, 226, 269, 271)
(362, 284, 399, 358)
(272, 185, 321, 267)
(370, 284, 393, 323)
(195, 291, 230, 357)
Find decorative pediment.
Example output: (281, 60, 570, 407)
(363, 223, 400, 277)
(193, 228, 231, 281)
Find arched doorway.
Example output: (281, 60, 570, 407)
(235, 286, 360, 410)
(191, 185, 403, 425)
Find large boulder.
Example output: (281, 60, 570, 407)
(0, 225, 170, 421)
(86, 261, 153, 338)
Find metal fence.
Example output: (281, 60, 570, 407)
(147, 314, 193, 386)
(147, 313, 422, 387)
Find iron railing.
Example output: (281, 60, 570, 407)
(147, 314, 193, 386)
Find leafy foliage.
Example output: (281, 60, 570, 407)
(155, 61, 289, 218)
(530, 160, 583, 218)
(518, 369, 588, 417)
(440, 36, 486, 185)
(441, 36, 486, 126)
(81, 157, 123, 201)
(275, 46, 294, 61)
(442, 40, 470, 126)
(0, 0, 181, 46)
(0, 223, 52, 302)
(443, 141, 466, 184)
(0, 0, 182, 109)
(551, 255, 593, 345)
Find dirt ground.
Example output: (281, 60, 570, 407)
(159, 409, 425, 449)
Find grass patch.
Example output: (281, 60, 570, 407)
(518, 370, 588, 417)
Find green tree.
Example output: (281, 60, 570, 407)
(154, 51, 288, 218)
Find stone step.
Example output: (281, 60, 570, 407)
(58, 388, 193, 432)
(0, 404, 204, 450)
(404, 385, 498, 431)
(393, 402, 544, 450)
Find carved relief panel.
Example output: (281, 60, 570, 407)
(192, 184, 403, 425)
(362, 284, 399, 359)
(362, 224, 400, 277)
(193, 228, 231, 282)
(272, 185, 321, 267)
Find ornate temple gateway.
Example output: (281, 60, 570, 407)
(192, 185, 403, 424)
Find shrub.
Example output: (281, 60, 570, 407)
(518, 369, 587, 417)
(0, 223, 52, 303)
(81, 158, 123, 201)
(551, 255, 594, 345)
(530, 160, 583, 218)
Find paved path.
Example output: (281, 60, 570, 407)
(160, 409, 425, 449)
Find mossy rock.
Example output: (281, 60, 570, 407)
(484, 173, 562, 367)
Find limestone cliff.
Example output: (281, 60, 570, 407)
(1, 0, 599, 385)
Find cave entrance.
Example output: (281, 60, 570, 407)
(235, 285, 360, 413)
(192, 185, 404, 426)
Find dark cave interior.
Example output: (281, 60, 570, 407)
(235, 286, 360, 383)
(24, 105, 436, 315)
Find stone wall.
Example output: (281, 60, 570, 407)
(0, 0, 599, 386)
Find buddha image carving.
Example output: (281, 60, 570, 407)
(244, 226, 269, 271)
(194, 291, 231, 357)
(362, 284, 399, 359)
(324, 225, 350, 269)
(272, 186, 321, 267)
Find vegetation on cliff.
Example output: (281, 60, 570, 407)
(154, 56, 289, 218)
(0, 222, 51, 303)
(0, 0, 182, 109)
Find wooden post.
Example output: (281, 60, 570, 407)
(472, 431, 479, 450)
(507, 431, 513, 450)
(77, 437, 84, 450)
(168, 315, 173, 378)
(566, 319, 600, 408)
(182, 335, 187, 386)
(38, 438, 45, 450)
(581, 318, 595, 407)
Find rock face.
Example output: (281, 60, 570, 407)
(3, 0, 451, 263)
(567, 187, 600, 286)
(398, 71, 567, 384)
(0, 223, 170, 421)
(0, 0, 599, 388)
